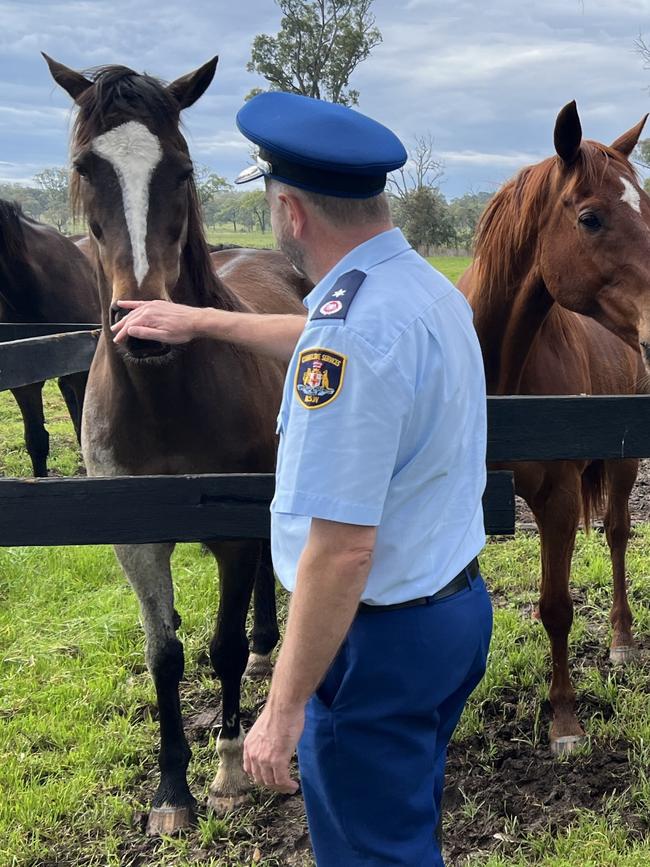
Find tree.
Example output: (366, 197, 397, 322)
(388, 134, 444, 201)
(247, 0, 382, 105)
(388, 135, 451, 254)
(393, 186, 455, 254)
(239, 190, 270, 232)
(447, 191, 493, 249)
(33, 167, 70, 231)
(215, 192, 244, 233)
(194, 166, 231, 207)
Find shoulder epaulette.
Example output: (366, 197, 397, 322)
(310, 269, 367, 321)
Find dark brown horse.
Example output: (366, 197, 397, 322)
(45, 54, 307, 833)
(0, 200, 100, 475)
(459, 101, 650, 753)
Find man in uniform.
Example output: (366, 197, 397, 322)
(112, 91, 493, 867)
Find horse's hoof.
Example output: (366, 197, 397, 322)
(206, 791, 249, 815)
(244, 652, 273, 680)
(550, 734, 586, 756)
(145, 804, 195, 836)
(609, 645, 637, 665)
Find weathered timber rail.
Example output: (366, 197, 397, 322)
(0, 323, 649, 544)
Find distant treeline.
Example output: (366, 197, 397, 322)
(0, 167, 493, 256)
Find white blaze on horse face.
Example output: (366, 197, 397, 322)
(91, 121, 162, 287)
(620, 176, 642, 215)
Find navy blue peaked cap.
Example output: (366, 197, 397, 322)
(235, 91, 407, 199)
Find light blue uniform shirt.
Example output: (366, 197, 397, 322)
(271, 228, 487, 605)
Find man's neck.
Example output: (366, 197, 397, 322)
(305, 221, 394, 284)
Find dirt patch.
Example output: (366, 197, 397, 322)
(443, 711, 646, 865)
(46, 666, 648, 867)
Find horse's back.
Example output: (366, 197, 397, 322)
(211, 248, 311, 315)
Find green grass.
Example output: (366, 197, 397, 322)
(205, 226, 471, 285)
(428, 255, 472, 285)
(1, 357, 649, 865)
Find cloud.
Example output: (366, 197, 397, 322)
(0, 0, 649, 196)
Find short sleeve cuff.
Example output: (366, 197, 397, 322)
(272, 488, 382, 526)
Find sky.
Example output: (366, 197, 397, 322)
(1, 0, 650, 199)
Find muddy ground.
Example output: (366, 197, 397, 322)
(49, 633, 650, 867)
(45, 462, 650, 866)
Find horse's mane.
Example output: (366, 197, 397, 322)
(0, 200, 27, 262)
(473, 141, 636, 302)
(71, 65, 245, 313)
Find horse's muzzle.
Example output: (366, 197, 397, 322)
(123, 336, 172, 360)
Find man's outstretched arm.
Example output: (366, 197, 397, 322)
(111, 299, 307, 362)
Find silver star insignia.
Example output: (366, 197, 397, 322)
(333, 289, 347, 298)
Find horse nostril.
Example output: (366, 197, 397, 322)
(110, 303, 128, 327)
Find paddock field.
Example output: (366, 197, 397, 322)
(205, 228, 473, 285)
(0, 256, 648, 866)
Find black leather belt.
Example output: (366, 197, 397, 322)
(358, 558, 480, 613)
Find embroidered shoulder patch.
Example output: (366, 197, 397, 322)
(295, 348, 347, 409)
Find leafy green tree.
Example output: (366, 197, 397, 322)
(239, 190, 270, 232)
(194, 166, 231, 207)
(215, 191, 244, 232)
(393, 186, 455, 254)
(33, 167, 70, 231)
(447, 191, 493, 249)
(247, 0, 382, 105)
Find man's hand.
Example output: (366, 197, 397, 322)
(111, 299, 204, 345)
(243, 702, 304, 795)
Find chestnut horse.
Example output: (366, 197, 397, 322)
(459, 101, 650, 753)
(45, 54, 307, 833)
(0, 200, 99, 475)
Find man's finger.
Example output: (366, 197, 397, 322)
(116, 300, 151, 309)
(272, 763, 299, 794)
(121, 325, 166, 341)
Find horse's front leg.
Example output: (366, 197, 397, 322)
(245, 541, 279, 680)
(58, 371, 89, 445)
(533, 467, 585, 754)
(114, 542, 195, 835)
(11, 382, 49, 476)
(603, 459, 638, 664)
(206, 540, 260, 813)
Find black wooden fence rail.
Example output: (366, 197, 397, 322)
(1, 324, 649, 546)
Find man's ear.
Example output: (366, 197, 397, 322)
(278, 190, 308, 239)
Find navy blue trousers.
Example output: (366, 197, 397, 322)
(297, 574, 492, 866)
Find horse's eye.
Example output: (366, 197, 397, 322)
(74, 162, 89, 179)
(578, 211, 602, 231)
(177, 167, 193, 185)
(89, 221, 103, 241)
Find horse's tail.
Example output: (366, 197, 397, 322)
(0, 200, 27, 262)
(581, 460, 607, 532)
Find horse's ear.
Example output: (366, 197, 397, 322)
(42, 53, 92, 103)
(611, 115, 649, 157)
(167, 56, 219, 111)
(554, 100, 582, 166)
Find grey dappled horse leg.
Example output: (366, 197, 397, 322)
(58, 372, 89, 446)
(207, 540, 260, 812)
(246, 541, 279, 680)
(603, 460, 638, 664)
(11, 382, 49, 476)
(114, 542, 195, 835)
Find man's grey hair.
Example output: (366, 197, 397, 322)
(266, 178, 390, 228)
